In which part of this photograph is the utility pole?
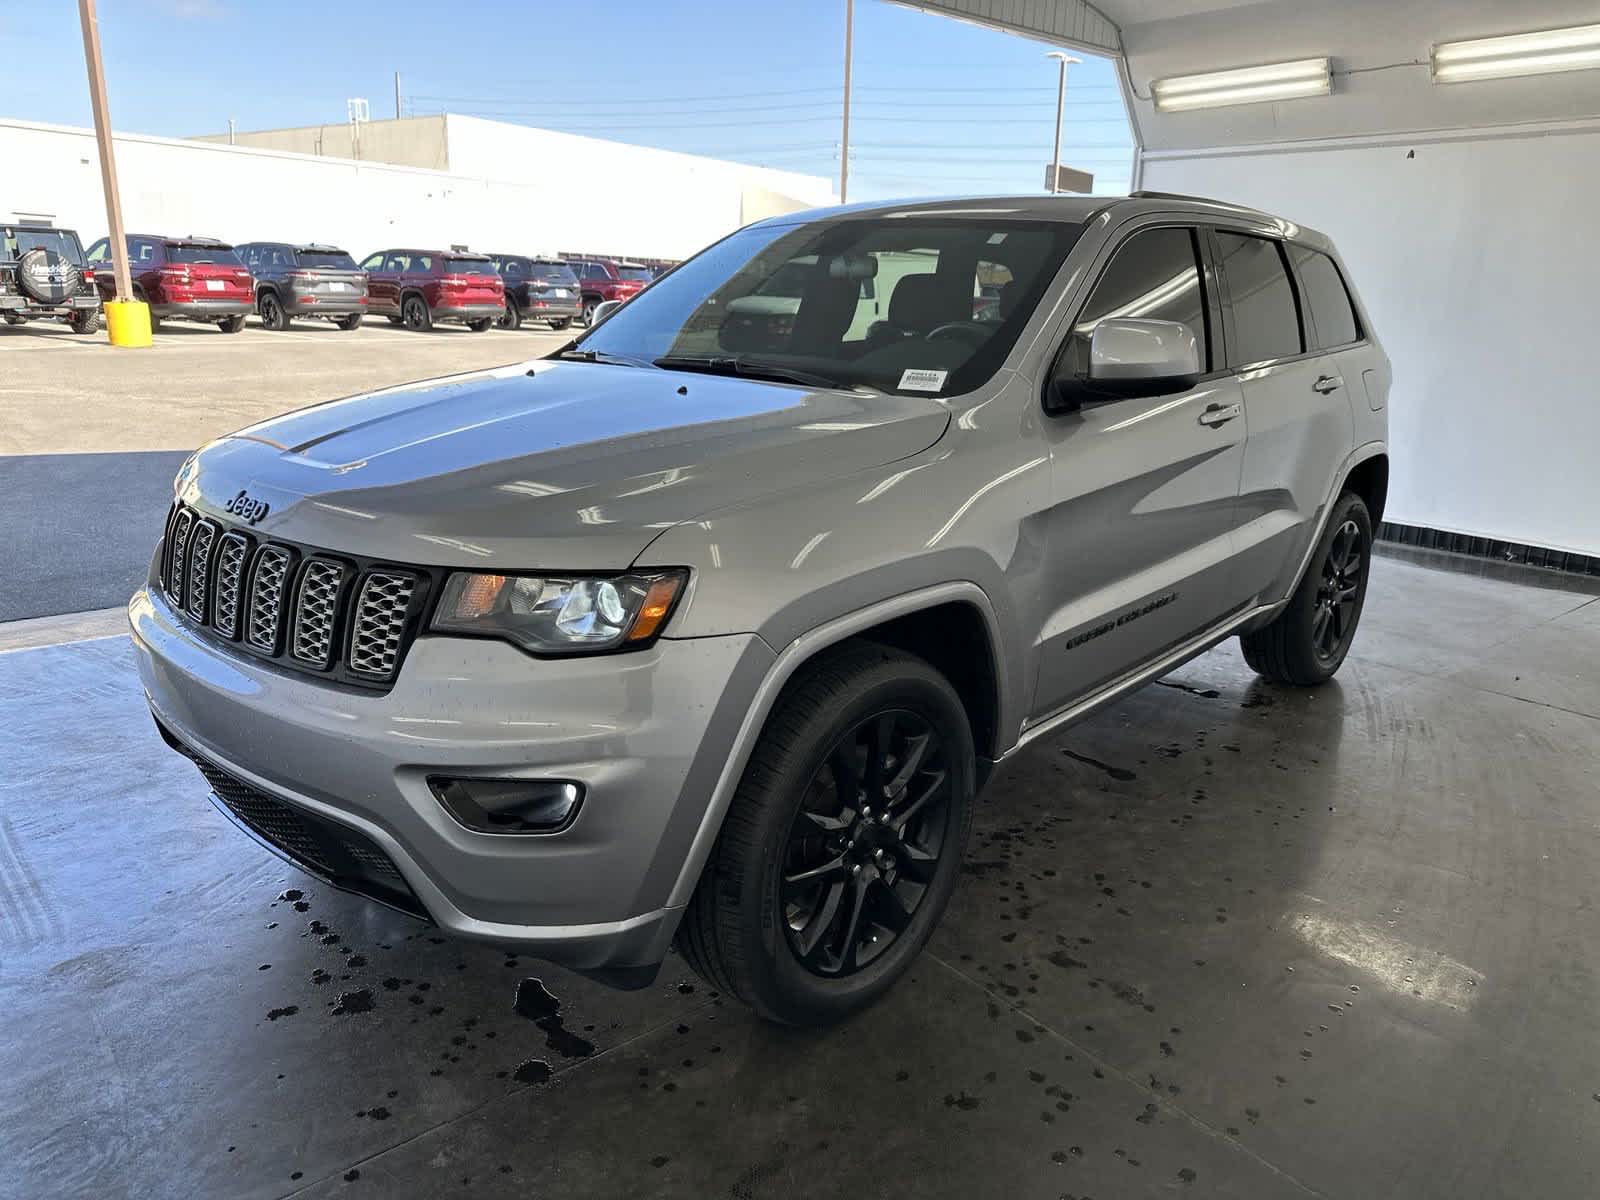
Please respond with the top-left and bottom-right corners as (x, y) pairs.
(1046, 51), (1081, 194)
(840, 0), (853, 204)
(76, 0), (147, 343)
(394, 71), (402, 121)
(228, 117), (235, 145)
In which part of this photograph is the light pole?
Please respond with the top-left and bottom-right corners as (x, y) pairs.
(840, 0), (854, 204)
(1046, 50), (1081, 194)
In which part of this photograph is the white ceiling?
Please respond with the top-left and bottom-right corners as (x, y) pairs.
(904, 0), (1600, 150)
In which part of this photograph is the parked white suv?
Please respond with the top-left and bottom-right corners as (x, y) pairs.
(132, 192), (1389, 1024)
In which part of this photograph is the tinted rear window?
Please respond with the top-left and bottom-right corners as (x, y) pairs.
(445, 257), (497, 275)
(529, 262), (577, 284)
(3, 228), (85, 265)
(296, 250), (357, 270)
(618, 266), (652, 282)
(1288, 245), (1360, 349)
(167, 243), (243, 266)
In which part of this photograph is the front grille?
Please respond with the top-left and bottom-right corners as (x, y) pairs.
(160, 502), (432, 690)
(161, 725), (425, 918)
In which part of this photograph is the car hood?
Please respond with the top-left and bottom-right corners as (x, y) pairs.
(178, 360), (950, 569)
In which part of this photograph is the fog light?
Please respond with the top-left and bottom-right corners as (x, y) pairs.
(429, 777), (583, 834)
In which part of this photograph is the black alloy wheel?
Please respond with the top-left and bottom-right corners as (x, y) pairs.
(781, 709), (952, 978)
(259, 291), (289, 330)
(581, 298), (597, 325)
(496, 300), (522, 330)
(1314, 519), (1365, 662)
(402, 295), (431, 331)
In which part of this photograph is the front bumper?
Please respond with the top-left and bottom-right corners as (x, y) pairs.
(150, 298), (254, 319)
(129, 585), (773, 978)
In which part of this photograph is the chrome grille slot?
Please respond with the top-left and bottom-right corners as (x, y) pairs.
(185, 520), (218, 623)
(246, 545), (293, 653)
(291, 559), (345, 666)
(348, 572), (417, 679)
(166, 509), (195, 605)
(213, 532), (250, 639)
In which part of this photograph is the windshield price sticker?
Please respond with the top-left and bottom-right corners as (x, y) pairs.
(898, 368), (949, 392)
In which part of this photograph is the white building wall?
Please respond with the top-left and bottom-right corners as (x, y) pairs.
(1143, 119), (1600, 557)
(1, 116), (834, 264)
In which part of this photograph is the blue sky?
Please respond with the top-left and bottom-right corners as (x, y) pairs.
(1, 0), (1135, 199)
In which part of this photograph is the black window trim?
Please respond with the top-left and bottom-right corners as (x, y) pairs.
(1283, 240), (1366, 353)
(1040, 219), (1227, 413)
(1208, 225), (1308, 372)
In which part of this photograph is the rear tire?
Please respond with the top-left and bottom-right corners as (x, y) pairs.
(677, 643), (975, 1025)
(496, 301), (522, 331)
(1240, 492), (1372, 686)
(385, 315), (403, 326)
(548, 318), (570, 331)
(70, 308), (99, 334)
(335, 314), (363, 331)
(581, 298), (598, 326)
(218, 315), (246, 333)
(467, 317), (493, 333)
(402, 294), (432, 331)
(258, 290), (290, 331)
(3, 314), (28, 326)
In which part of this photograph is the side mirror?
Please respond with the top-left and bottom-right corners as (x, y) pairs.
(1047, 318), (1202, 413)
(591, 298), (623, 324)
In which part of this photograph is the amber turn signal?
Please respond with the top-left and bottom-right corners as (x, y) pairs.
(625, 575), (685, 642)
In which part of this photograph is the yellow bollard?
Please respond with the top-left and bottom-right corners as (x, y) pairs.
(103, 299), (152, 347)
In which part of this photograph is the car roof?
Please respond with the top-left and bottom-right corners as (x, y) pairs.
(742, 192), (1331, 246)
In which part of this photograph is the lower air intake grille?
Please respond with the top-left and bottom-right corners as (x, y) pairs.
(163, 725), (426, 919)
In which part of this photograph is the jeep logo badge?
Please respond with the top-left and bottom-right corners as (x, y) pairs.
(225, 489), (270, 525)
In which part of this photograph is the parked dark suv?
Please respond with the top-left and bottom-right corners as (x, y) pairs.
(235, 242), (368, 331)
(358, 249), (504, 332)
(87, 235), (254, 332)
(1, 223), (101, 333)
(488, 254), (580, 330)
(569, 257), (651, 325)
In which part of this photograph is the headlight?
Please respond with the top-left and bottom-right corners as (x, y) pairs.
(431, 569), (687, 655)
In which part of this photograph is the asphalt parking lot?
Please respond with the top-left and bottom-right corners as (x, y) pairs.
(0, 317), (570, 621)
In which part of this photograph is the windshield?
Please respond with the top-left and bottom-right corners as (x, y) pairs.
(446, 256), (498, 276)
(575, 216), (1083, 396)
(618, 266), (653, 282)
(167, 243), (243, 266)
(3, 228), (85, 265)
(529, 262), (577, 285)
(296, 249), (357, 269)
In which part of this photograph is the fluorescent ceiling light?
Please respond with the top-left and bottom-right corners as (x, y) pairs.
(1432, 22), (1600, 83)
(1152, 58), (1331, 112)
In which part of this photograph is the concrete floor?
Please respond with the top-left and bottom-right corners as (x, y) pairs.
(4, 547), (1599, 1199)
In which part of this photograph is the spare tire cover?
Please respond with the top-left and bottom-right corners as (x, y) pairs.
(17, 248), (77, 304)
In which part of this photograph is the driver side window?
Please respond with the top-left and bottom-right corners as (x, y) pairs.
(1065, 227), (1210, 379)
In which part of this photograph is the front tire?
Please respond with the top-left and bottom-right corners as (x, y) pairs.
(467, 317), (493, 333)
(1240, 491), (1372, 685)
(677, 643), (975, 1025)
(548, 318), (570, 331)
(335, 314), (363, 331)
(581, 298), (598, 326)
(496, 301), (522, 330)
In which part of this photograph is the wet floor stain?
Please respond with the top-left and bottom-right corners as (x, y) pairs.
(1154, 680), (1222, 699)
(331, 988), (375, 1016)
(266, 1005), (298, 1021)
(1059, 748), (1138, 782)
(512, 977), (595, 1058)
(513, 1058), (553, 1085)
(512, 978), (560, 1021)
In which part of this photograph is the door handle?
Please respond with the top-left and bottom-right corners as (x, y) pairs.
(1197, 402), (1242, 427)
(1312, 375), (1343, 394)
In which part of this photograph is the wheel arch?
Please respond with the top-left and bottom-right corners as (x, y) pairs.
(662, 582), (1011, 912)
(1341, 451), (1388, 528)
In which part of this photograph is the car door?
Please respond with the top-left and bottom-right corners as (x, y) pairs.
(1212, 228), (1354, 606)
(361, 252), (393, 313)
(1031, 222), (1249, 720)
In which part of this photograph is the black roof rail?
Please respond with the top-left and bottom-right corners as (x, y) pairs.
(1128, 190), (1225, 203)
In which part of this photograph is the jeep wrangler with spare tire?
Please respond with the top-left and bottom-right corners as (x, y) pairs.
(132, 193), (1389, 1025)
(1, 222), (101, 333)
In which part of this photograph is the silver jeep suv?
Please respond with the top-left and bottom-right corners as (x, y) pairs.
(132, 193), (1389, 1024)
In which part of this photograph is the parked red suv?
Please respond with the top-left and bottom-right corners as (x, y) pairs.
(358, 249), (504, 332)
(86, 234), (254, 332)
(570, 257), (651, 325)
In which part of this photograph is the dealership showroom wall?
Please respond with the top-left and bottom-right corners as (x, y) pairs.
(6, 1), (1600, 1198)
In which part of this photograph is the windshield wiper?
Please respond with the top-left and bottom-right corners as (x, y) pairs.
(653, 355), (866, 392)
(554, 347), (653, 368)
